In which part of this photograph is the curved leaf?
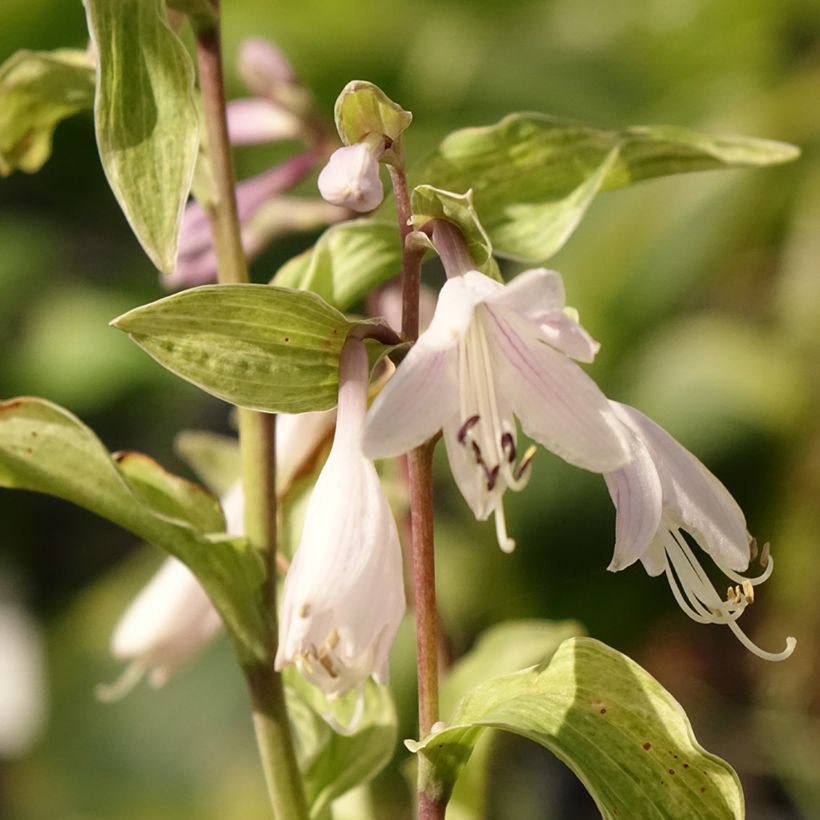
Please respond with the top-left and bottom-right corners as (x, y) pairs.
(409, 637), (744, 819)
(84, 0), (199, 272)
(414, 113), (799, 262)
(112, 284), (352, 413)
(0, 397), (265, 663)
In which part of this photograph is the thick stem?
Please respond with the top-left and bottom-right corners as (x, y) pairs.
(388, 163), (446, 820)
(195, 12), (308, 819)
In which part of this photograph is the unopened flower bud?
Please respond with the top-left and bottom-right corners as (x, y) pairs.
(226, 98), (303, 145)
(237, 38), (296, 95)
(317, 142), (384, 213)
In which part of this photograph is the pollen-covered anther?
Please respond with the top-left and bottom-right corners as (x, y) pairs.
(514, 445), (537, 481)
(742, 579), (754, 604)
(501, 431), (516, 463)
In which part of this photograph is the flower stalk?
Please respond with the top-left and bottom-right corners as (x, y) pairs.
(388, 162), (446, 820)
(195, 8), (308, 819)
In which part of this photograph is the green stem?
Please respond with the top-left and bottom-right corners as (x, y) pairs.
(388, 162), (446, 820)
(195, 9), (308, 819)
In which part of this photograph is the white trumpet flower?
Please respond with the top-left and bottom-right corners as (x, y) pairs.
(364, 268), (630, 551)
(318, 141), (384, 213)
(276, 337), (405, 699)
(604, 401), (796, 661)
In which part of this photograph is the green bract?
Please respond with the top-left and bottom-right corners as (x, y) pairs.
(285, 671), (397, 818)
(0, 48), (95, 175)
(334, 81), (412, 165)
(112, 284), (388, 413)
(273, 221), (402, 311)
(410, 185), (500, 280)
(414, 113), (800, 262)
(84, 0), (199, 273)
(410, 637), (744, 818)
(0, 398), (266, 662)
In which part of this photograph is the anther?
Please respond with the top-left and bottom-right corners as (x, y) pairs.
(457, 415), (480, 443)
(299, 602), (311, 618)
(759, 541), (771, 568)
(486, 464), (500, 491)
(742, 580), (754, 604)
(514, 445), (537, 480)
(500, 432), (516, 463)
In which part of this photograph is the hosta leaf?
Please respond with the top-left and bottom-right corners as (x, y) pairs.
(284, 670), (397, 818)
(84, 0), (199, 272)
(272, 220), (401, 311)
(0, 397), (265, 662)
(0, 48), (95, 176)
(112, 284), (393, 412)
(414, 113), (799, 262)
(441, 620), (585, 820)
(409, 637), (744, 819)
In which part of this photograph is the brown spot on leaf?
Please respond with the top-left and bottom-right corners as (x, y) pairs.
(700, 787), (706, 793)
(600, 708), (607, 714)
(642, 742), (652, 751)
(284, 337), (290, 342)
(668, 769), (675, 776)
(683, 763), (689, 769)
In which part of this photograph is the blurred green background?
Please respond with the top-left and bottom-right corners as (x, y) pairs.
(1, 0), (819, 817)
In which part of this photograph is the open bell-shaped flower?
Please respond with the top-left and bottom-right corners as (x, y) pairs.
(604, 401), (796, 661)
(363, 267), (631, 552)
(276, 337), (405, 699)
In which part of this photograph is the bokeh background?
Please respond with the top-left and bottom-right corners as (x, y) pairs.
(1, 0), (819, 817)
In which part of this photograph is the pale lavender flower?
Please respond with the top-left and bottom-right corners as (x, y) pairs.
(237, 38), (297, 96)
(364, 268), (630, 552)
(604, 401), (796, 661)
(318, 142), (384, 213)
(226, 97), (302, 145)
(276, 338), (405, 699)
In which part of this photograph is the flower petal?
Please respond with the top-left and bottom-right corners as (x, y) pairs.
(226, 98), (302, 145)
(442, 412), (497, 520)
(484, 305), (630, 472)
(603, 426), (663, 572)
(363, 345), (460, 459)
(613, 403), (750, 572)
(485, 267), (565, 317)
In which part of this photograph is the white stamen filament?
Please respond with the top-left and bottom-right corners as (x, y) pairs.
(455, 311), (535, 551)
(659, 523), (795, 661)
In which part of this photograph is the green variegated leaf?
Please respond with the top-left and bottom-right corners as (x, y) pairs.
(273, 220), (401, 311)
(441, 620), (584, 820)
(84, 0), (199, 272)
(112, 284), (394, 412)
(334, 81), (412, 164)
(414, 113), (799, 262)
(410, 637), (744, 819)
(0, 397), (265, 662)
(0, 48), (95, 176)
(284, 670), (397, 818)
(410, 186), (500, 280)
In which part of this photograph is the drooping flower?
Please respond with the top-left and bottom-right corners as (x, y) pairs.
(276, 337), (405, 699)
(363, 267), (631, 551)
(102, 410), (336, 698)
(318, 140), (385, 213)
(604, 401), (796, 661)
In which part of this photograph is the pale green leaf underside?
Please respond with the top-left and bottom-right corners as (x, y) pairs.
(175, 429), (241, 498)
(411, 637), (744, 819)
(284, 670), (397, 818)
(84, 0), (199, 272)
(0, 48), (95, 176)
(0, 397), (265, 662)
(411, 185), (501, 281)
(273, 220), (401, 311)
(414, 113), (799, 262)
(112, 284), (353, 413)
